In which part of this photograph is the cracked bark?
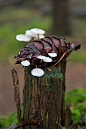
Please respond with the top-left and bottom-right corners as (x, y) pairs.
(23, 59), (66, 129)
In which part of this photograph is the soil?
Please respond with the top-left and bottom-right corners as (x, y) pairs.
(0, 62), (86, 116)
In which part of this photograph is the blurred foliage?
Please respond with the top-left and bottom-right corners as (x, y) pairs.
(0, 5), (86, 64)
(0, 88), (86, 128)
(0, 112), (18, 129)
(65, 88), (86, 123)
(0, 7), (52, 63)
(68, 49), (86, 63)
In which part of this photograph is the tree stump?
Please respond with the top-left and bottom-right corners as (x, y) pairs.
(23, 59), (66, 129)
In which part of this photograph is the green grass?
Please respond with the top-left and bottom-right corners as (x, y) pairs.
(0, 112), (18, 129)
(65, 88), (86, 123)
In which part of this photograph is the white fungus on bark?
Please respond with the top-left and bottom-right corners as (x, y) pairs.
(37, 55), (47, 60)
(48, 52), (57, 57)
(21, 60), (30, 66)
(43, 57), (53, 62)
(16, 34), (31, 42)
(31, 68), (44, 77)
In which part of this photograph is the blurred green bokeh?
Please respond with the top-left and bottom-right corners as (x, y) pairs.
(0, 1), (86, 64)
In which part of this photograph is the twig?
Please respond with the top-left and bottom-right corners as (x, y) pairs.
(69, 120), (82, 129)
(5, 119), (39, 129)
(51, 52), (66, 67)
(11, 68), (21, 121)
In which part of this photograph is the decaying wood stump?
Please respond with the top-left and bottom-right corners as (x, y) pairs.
(23, 59), (66, 129)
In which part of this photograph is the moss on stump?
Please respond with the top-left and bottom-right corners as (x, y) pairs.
(23, 59), (66, 129)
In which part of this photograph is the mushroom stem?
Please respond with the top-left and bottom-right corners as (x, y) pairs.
(44, 32), (47, 35)
(38, 34), (39, 40)
(25, 41), (26, 45)
(40, 59), (43, 63)
(31, 36), (33, 41)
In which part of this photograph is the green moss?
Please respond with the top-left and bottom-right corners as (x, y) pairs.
(24, 64), (63, 92)
(24, 65), (63, 80)
(43, 66), (63, 80)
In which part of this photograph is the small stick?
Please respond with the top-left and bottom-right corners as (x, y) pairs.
(51, 52), (66, 67)
(5, 119), (39, 129)
(11, 69), (21, 122)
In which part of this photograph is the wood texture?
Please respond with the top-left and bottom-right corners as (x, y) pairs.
(23, 60), (66, 129)
(11, 69), (21, 122)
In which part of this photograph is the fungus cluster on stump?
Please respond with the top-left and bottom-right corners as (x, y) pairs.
(14, 28), (81, 129)
(14, 28), (81, 77)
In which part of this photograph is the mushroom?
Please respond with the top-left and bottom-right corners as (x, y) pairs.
(34, 34), (45, 39)
(37, 55), (47, 60)
(31, 28), (45, 40)
(16, 34), (31, 42)
(31, 68), (44, 77)
(25, 30), (37, 38)
(31, 28), (45, 35)
(48, 52), (57, 58)
(43, 57), (53, 62)
(21, 60), (30, 66)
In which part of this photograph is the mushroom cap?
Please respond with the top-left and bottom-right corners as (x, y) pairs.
(37, 55), (47, 60)
(16, 34), (31, 42)
(31, 28), (45, 35)
(25, 30), (37, 37)
(43, 57), (53, 62)
(48, 52), (57, 57)
(21, 60), (30, 66)
(34, 34), (45, 39)
(31, 68), (44, 77)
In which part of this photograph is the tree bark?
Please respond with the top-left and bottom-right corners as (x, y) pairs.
(52, 0), (70, 36)
(23, 59), (66, 129)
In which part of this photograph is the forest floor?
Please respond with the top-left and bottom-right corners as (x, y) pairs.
(0, 62), (86, 115)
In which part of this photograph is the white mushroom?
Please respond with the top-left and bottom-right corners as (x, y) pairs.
(16, 34), (31, 42)
(34, 34), (45, 39)
(43, 57), (53, 62)
(31, 68), (44, 77)
(21, 60), (30, 66)
(37, 55), (47, 60)
(25, 30), (37, 37)
(31, 28), (45, 35)
(18, 52), (20, 55)
(48, 52), (57, 57)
